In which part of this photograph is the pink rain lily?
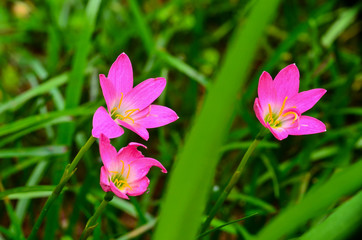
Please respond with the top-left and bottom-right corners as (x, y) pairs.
(99, 134), (167, 199)
(92, 53), (178, 140)
(254, 64), (327, 140)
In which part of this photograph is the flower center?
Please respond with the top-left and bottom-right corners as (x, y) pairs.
(109, 92), (140, 123)
(109, 160), (132, 190)
(265, 96), (298, 128)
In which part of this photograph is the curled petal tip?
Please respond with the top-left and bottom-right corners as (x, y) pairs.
(129, 142), (147, 149)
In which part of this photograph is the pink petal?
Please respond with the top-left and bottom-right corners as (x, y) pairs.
(110, 180), (129, 200)
(134, 105), (179, 128)
(258, 71), (277, 108)
(127, 177), (150, 196)
(117, 142), (146, 164)
(118, 120), (149, 141)
(100, 74), (117, 112)
(286, 116), (326, 136)
(274, 64), (300, 102)
(107, 53), (134, 97)
(128, 157), (167, 182)
(286, 89), (327, 114)
(100, 166), (111, 192)
(267, 124), (289, 141)
(254, 98), (268, 128)
(92, 106), (124, 139)
(122, 78), (166, 112)
(99, 134), (118, 170)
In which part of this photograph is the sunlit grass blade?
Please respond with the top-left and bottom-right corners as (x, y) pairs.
(153, 0), (281, 239)
(0, 185), (57, 200)
(321, 6), (360, 47)
(156, 50), (210, 87)
(0, 73), (68, 114)
(0, 106), (95, 138)
(299, 191), (362, 240)
(254, 160), (362, 240)
(0, 145), (67, 158)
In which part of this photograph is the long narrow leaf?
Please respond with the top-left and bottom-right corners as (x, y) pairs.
(254, 160), (362, 240)
(153, 0), (281, 239)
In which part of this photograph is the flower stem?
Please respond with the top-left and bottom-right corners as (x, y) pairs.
(200, 129), (267, 233)
(80, 191), (114, 240)
(28, 136), (96, 240)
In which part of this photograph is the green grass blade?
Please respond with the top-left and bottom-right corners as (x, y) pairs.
(153, 0), (281, 239)
(0, 145), (67, 158)
(321, 6), (360, 47)
(0, 73), (68, 114)
(127, 0), (155, 54)
(198, 212), (258, 239)
(0, 186), (57, 200)
(254, 160), (362, 240)
(299, 191), (362, 240)
(156, 50), (210, 87)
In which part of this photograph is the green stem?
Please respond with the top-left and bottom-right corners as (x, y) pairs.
(28, 136), (95, 240)
(80, 191), (114, 240)
(200, 129), (267, 233)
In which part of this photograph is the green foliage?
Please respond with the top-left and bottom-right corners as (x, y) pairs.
(0, 0), (361, 239)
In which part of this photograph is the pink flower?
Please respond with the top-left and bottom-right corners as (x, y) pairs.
(99, 135), (167, 199)
(254, 64), (327, 140)
(92, 53), (178, 140)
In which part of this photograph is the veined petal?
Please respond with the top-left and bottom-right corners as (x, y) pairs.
(286, 116), (326, 135)
(127, 177), (150, 196)
(134, 105), (179, 128)
(99, 74), (117, 112)
(258, 71), (277, 108)
(100, 166), (111, 192)
(286, 88), (327, 113)
(117, 142), (146, 164)
(110, 180), (129, 200)
(122, 78), (166, 111)
(254, 98), (268, 128)
(108, 53), (133, 97)
(274, 64), (299, 102)
(92, 106), (124, 139)
(128, 157), (167, 183)
(118, 120), (149, 141)
(99, 134), (118, 170)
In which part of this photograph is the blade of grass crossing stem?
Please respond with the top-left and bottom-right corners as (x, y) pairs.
(198, 213), (259, 239)
(45, 0), (101, 238)
(299, 191), (362, 240)
(153, 0), (281, 239)
(253, 160), (362, 240)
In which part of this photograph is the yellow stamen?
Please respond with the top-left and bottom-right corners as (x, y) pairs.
(118, 92), (124, 109)
(115, 108), (140, 123)
(109, 171), (119, 174)
(125, 108), (139, 114)
(113, 179), (123, 188)
(268, 104), (274, 124)
(278, 96), (288, 117)
(120, 160), (125, 175)
(282, 111), (298, 122)
(126, 164), (131, 179)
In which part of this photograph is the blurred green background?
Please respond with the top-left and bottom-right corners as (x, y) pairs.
(0, 0), (361, 239)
